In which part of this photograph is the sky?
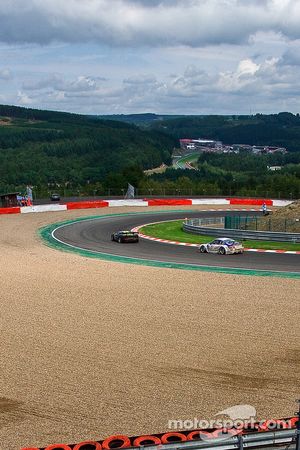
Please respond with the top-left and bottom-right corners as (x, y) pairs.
(1, 0), (300, 115)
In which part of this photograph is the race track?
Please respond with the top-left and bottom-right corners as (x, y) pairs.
(52, 210), (300, 274)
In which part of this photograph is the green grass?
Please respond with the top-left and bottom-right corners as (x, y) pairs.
(140, 220), (300, 251)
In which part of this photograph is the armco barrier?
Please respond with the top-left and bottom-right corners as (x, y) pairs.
(183, 219), (300, 242)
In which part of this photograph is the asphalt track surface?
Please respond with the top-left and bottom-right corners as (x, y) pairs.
(53, 210), (300, 273)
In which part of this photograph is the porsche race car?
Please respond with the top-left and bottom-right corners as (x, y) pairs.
(199, 238), (244, 255)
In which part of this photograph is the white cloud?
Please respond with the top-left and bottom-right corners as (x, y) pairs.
(1, 1), (300, 114)
(0, 0), (300, 47)
(13, 52), (300, 114)
(23, 73), (105, 92)
(17, 91), (33, 105)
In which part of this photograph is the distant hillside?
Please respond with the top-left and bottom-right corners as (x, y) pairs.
(96, 113), (186, 127)
(1, 106), (299, 198)
(0, 104), (176, 194)
(150, 112), (300, 152)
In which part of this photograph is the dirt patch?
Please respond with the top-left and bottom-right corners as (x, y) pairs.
(256, 200), (300, 232)
(273, 200), (300, 219)
(0, 117), (12, 126)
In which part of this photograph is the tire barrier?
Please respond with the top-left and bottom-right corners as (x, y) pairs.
(133, 435), (162, 446)
(21, 415), (298, 449)
(290, 417), (299, 427)
(44, 445), (72, 450)
(161, 432), (187, 444)
(73, 441), (102, 449)
(102, 435), (131, 449)
(21, 448), (40, 450)
(187, 429), (241, 441)
(259, 418), (295, 431)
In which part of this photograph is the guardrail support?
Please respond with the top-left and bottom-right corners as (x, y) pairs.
(238, 434), (243, 450)
(296, 400), (300, 450)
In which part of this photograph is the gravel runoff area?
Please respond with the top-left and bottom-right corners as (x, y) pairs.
(0, 205), (299, 450)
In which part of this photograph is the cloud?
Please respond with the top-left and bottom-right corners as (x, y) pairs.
(281, 43), (300, 66)
(1, 1), (300, 47)
(0, 68), (13, 80)
(218, 59), (260, 92)
(23, 73), (106, 92)
(17, 91), (33, 105)
(15, 50), (300, 115)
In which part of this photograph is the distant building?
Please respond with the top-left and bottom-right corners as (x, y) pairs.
(179, 139), (287, 155)
(179, 138), (222, 152)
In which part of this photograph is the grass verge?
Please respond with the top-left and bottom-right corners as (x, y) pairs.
(140, 220), (300, 251)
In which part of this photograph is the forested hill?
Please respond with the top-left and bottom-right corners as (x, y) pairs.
(0, 104), (176, 192)
(150, 112), (300, 152)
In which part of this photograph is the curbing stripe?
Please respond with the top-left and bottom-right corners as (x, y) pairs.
(38, 211), (300, 279)
(132, 226), (300, 255)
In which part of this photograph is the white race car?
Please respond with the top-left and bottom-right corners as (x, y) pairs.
(199, 238), (244, 255)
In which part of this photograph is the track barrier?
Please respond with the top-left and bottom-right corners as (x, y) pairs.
(0, 198), (293, 215)
(186, 429), (240, 440)
(44, 445), (72, 450)
(132, 435), (162, 446)
(259, 419), (295, 431)
(0, 206), (20, 214)
(21, 416), (298, 450)
(160, 432), (187, 444)
(102, 435), (131, 449)
(73, 441), (102, 449)
(147, 199), (193, 206)
(66, 201), (109, 210)
(228, 198), (273, 206)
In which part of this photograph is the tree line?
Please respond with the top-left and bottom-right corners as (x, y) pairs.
(0, 105), (299, 199)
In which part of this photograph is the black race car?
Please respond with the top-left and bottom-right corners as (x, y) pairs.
(111, 230), (139, 243)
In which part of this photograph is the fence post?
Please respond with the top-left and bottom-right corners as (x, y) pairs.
(238, 434), (243, 450)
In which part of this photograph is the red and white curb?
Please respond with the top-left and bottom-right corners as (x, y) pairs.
(131, 215), (300, 255)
